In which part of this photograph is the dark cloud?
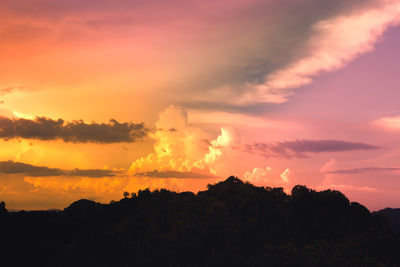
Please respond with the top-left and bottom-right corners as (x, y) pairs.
(67, 168), (118, 178)
(246, 139), (379, 158)
(0, 116), (148, 143)
(277, 139), (378, 153)
(181, 101), (279, 115)
(157, 127), (178, 132)
(0, 161), (119, 177)
(325, 167), (400, 175)
(135, 169), (216, 179)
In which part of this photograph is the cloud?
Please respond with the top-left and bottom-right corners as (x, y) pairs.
(251, 0), (400, 103)
(246, 139), (378, 158)
(67, 169), (119, 178)
(0, 85), (31, 96)
(135, 169), (216, 179)
(202, 128), (233, 165)
(318, 159), (380, 194)
(0, 116), (148, 143)
(129, 105), (209, 174)
(128, 105), (234, 177)
(2, 0), (400, 107)
(243, 166), (295, 192)
(0, 106), (232, 210)
(317, 184), (379, 192)
(320, 158), (338, 173)
(375, 115), (400, 129)
(177, 0), (400, 106)
(324, 167), (400, 174)
(0, 160), (118, 177)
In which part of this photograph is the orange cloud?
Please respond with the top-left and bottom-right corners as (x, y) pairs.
(129, 105), (233, 176)
(2, 0), (399, 111)
(243, 166), (296, 192)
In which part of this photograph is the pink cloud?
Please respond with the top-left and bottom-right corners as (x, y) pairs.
(251, 0), (400, 104)
(2, 0), (400, 107)
(317, 184), (379, 193)
(245, 140), (378, 158)
(375, 115), (400, 129)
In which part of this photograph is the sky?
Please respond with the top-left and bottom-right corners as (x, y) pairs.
(1, 0), (400, 210)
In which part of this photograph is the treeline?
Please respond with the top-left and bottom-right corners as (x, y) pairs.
(1, 176), (399, 266)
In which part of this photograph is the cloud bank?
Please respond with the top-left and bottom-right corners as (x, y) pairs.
(135, 169), (216, 179)
(0, 116), (148, 143)
(246, 139), (378, 158)
(0, 160), (118, 177)
(325, 167), (400, 174)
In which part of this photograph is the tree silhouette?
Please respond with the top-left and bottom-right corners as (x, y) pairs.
(0, 177), (399, 267)
(0, 201), (6, 214)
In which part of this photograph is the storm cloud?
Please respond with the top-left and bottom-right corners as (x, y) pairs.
(0, 160), (119, 177)
(246, 139), (379, 158)
(0, 116), (148, 143)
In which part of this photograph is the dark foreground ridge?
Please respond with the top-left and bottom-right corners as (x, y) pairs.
(1, 176), (400, 266)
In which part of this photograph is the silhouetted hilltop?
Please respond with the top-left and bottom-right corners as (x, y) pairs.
(1, 176), (399, 266)
(375, 208), (400, 234)
(0, 201), (6, 214)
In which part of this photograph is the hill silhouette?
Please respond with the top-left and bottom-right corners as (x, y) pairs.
(1, 176), (400, 266)
(375, 208), (400, 234)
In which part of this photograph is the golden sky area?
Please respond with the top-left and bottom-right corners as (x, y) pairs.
(2, 0), (400, 210)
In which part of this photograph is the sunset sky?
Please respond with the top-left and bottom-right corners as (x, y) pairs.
(1, 0), (400, 210)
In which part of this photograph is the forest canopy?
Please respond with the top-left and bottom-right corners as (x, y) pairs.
(1, 176), (399, 266)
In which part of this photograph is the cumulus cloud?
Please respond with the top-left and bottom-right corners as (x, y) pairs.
(129, 106), (209, 173)
(0, 160), (118, 177)
(243, 166), (295, 192)
(0, 116), (148, 143)
(203, 128), (233, 165)
(246, 139), (378, 158)
(129, 105), (233, 177)
(0, 106), (233, 210)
